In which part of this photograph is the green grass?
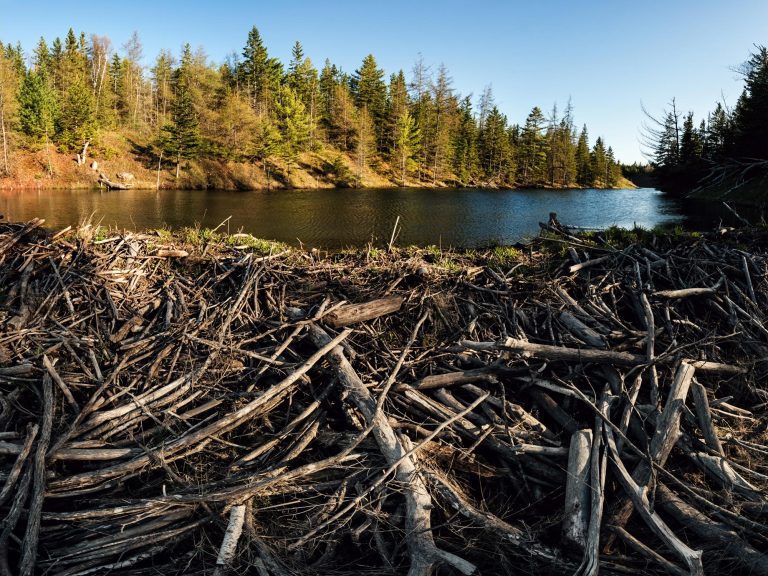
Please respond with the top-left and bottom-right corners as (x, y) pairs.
(225, 233), (288, 255)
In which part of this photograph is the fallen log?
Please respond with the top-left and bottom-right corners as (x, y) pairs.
(324, 296), (404, 327)
(460, 338), (747, 376)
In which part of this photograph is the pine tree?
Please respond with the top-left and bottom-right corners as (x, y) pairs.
(161, 44), (200, 178)
(591, 137), (607, 187)
(392, 109), (420, 185)
(517, 106), (547, 186)
(286, 41), (318, 148)
(57, 29), (96, 153)
(731, 46), (768, 159)
(275, 84), (310, 175)
(479, 107), (513, 184)
(575, 125), (591, 186)
(350, 54), (387, 152)
(239, 26), (282, 117)
(428, 64), (456, 184)
(452, 96), (479, 186)
(327, 82), (357, 151)
(152, 50), (174, 129)
(18, 69), (58, 175)
(679, 111), (703, 165)
(386, 70), (408, 155)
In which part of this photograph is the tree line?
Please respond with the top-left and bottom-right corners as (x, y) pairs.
(645, 45), (768, 194)
(0, 27), (624, 188)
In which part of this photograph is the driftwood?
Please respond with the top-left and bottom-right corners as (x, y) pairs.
(97, 172), (132, 190)
(0, 219), (765, 575)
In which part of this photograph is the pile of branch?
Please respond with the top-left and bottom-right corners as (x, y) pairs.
(0, 219), (767, 575)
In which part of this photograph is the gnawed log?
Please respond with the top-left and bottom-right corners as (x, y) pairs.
(460, 338), (746, 376)
(563, 428), (592, 548)
(324, 296), (404, 327)
(657, 483), (768, 576)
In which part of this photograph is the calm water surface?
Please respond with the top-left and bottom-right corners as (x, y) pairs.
(0, 187), (726, 248)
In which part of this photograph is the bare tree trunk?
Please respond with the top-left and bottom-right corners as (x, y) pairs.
(77, 140), (90, 166)
(175, 152), (180, 179)
(0, 107), (8, 176)
(45, 133), (52, 177)
(156, 150), (163, 190)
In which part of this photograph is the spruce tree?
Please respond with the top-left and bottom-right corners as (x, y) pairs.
(731, 46), (768, 159)
(239, 26), (282, 117)
(350, 54), (387, 152)
(590, 137), (607, 187)
(575, 125), (591, 186)
(517, 106), (547, 186)
(392, 109), (420, 185)
(161, 44), (200, 178)
(18, 69), (58, 175)
(275, 84), (310, 174)
(452, 96), (479, 186)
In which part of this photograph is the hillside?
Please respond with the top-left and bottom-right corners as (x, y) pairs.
(0, 130), (636, 191)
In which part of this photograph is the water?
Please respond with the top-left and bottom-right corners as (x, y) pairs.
(0, 187), (729, 248)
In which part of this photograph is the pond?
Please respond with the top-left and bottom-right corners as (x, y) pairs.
(0, 187), (733, 248)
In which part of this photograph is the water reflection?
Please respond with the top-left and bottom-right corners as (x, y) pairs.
(0, 187), (730, 248)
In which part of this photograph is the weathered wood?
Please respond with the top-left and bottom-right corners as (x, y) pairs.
(563, 428), (592, 548)
(559, 311), (607, 348)
(308, 324), (476, 576)
(690, 381), (724, 456)
(605, 362), (696, 540)
(657, 483), (768, 576)
(653, 287), (717, 299)
(460, 338), (746, 376)
(604, 425), (704, 576)
(213, 504), (246, 576)
(19, 374), (53, 576)
(155, 249), (189, 258)
(324, 296), (404, 327)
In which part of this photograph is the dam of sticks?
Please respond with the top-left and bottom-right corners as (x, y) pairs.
(0, 218), (767, 575)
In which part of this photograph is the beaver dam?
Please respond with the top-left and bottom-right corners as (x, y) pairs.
(0, 218), (767, 576)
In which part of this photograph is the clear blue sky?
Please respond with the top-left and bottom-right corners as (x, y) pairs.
(1, 0), (765, 163)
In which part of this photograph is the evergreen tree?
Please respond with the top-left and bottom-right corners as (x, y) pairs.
(318, 59), (339, 134)
(590, 137), (607, 186)
(679, 111), (703, 165)
(239, 26), (282, 117)
(18, 69), (58, 175)
(160, 44), (200, 178)
(517, 106), (548, 186)
(275, 84), (310, 173)
(704, 102), (729, 160)
(428, 64), (456, 183)
(479, 106), (513, 184)
(152, 50), (174, 129)
(57, 28), (96, 152)
(286, 41), (318, 148)
(575, 125), (591, 186)
(327, 82), (357, 151)
(392, 109), (420, 185)
(452, 95), (479, 185)
(350, 54), (387, 152)
(730, 46), (768, 159)
(386, 70), (408, 155)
